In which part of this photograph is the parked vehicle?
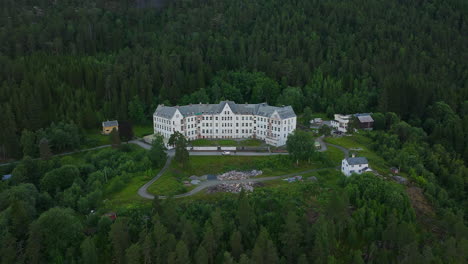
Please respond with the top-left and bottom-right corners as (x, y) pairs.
(222, 151), (231, 155)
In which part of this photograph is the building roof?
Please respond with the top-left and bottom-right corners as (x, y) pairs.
(346, 157), (369, 165)
(102, 120), (118, 127)
(356, 114), (374, 123)
(2, 174), (12, 181)
(154, 101), (296, 119)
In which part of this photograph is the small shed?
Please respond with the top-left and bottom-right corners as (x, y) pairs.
(102, 120), (119, 135)
(314, 141), (321, 150)
(103, 212), (117, 221)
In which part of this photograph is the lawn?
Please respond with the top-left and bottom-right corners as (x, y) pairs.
(189, 139), (264, 147)
(324, 146), (345, 164)
(148, 155), (328, 196)
(104, 171), (153, 209)
(134, 125), (154, 138)
(324, 134), (390, 174)
(82, 129), (110, 148)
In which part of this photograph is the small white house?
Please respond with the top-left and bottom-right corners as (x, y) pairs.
(341, 156), (371, 176)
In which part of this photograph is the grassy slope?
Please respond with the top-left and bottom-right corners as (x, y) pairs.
(324, 133), (389, 174)
(134, 125), (154, 138)
(147, 155), (326, 196)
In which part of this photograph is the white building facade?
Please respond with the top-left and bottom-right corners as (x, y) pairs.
(331, 114), (352, 133)
(331, 113), (373, 133)
(153, 101), (297, 146)
(341, 156), (371, 176)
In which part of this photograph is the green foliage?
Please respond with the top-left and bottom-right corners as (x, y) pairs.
(169, 132), (189, 167)
(149, 135), (167, 168)
(26, 207), (83, 263)
(128, 96), (147, 125)
(37, 122), (81, 152)
(110, 128), (121, 148)
(318, 125), (332, 136)
(286, 130), (316, 164)
(20, 130), (37, 157)
(40, 165), (80, 195)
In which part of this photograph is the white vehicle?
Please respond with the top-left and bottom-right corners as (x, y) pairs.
(221, 151), (231, 155)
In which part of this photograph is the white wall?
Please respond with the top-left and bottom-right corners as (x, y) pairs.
(154, 108), (297, 147)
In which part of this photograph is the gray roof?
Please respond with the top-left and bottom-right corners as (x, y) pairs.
(356, 115), (374, 123)
(154, 101), (296, 119)
(346, 157), (369, 165)
(102, 120), (118, 127)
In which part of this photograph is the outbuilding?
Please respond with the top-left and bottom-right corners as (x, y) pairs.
(102, 120), (119, 135)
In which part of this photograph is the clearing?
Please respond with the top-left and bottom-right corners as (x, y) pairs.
(147, 155), (327, 196)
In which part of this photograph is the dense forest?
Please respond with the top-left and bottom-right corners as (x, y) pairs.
(0, 145), (466, 263)
(1, 0), (467, 159)
(0, 0), (467, 263)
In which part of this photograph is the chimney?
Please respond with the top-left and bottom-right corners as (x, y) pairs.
(351, 153), (356, 158)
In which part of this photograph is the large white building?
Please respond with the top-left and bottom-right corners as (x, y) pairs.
(153, 101), (297, 146)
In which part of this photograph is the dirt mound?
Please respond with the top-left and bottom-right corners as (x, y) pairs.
(206, 182), (264, 194)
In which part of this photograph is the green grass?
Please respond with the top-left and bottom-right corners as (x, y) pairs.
(324, 134), (390, 174)
(324, 146), (345, 164)
(134, 125), (154, 138)
(104, 171), (153, 209)
(82, 129), (110, 148)
(189, 139), (264, 147)
(148, 155), (328, 196)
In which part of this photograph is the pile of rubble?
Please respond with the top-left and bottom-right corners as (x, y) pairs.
(217, 170), (263, 181)
(206, 182), (263, 193)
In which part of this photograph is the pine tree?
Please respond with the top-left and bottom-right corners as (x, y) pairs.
(20, 129), (37, 157)
(39, 138), (52, 160)
(281, 211), (302, 263)
(110, 219), (130, 264)
(202, 225), (216, 264)
(195, 245), (208, 264)
(175, 241), (190, 264)
(110, 128), (121, 148)
(0, 103), (20, 159)
(0, 232), (17, 264)
(126, 243), (142, 264)
(230, 230), (243, 260)
(148, 134), (167, 168)
(81, 237), (98, 264)
(168, 131), (189, 167)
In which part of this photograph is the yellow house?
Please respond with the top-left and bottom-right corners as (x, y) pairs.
(102, 120), (119, 135)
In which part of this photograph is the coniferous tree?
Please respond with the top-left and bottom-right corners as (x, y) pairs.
(230, 230), (243, 260)
(81, 237), (98, 264)
(175, 241), (190, 264)
(168, 131), (189, 167)
(148, 134), (167, 168)
(195, 245), (208, 264)
(20, 129), (37, 157)
(110, 128), (121, 148)
(110, 218), (130, 264)
(39, 138), (52, 160)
